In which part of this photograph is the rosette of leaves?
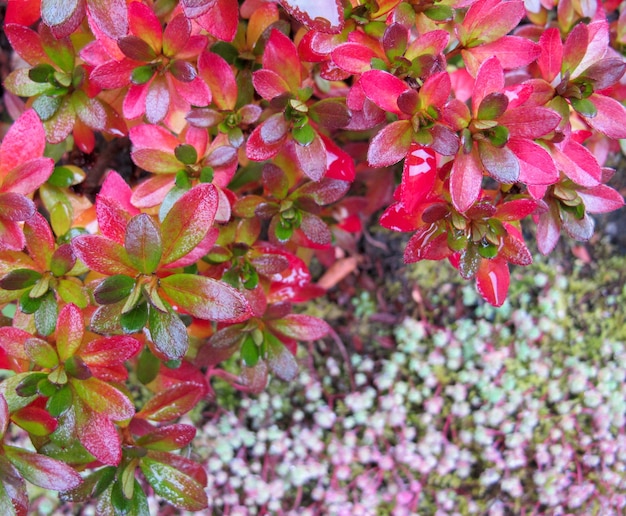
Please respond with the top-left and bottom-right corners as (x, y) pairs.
(0, 213), (88, 337)
(4, 23), (124, 153)
(234, 163), (351, 248)
(61, 419), (208, 512)
(246, 29), (351, 181)
(0, 394), (82, 516)
(72, 183), (251, 362)
(0, 303), (142, 466)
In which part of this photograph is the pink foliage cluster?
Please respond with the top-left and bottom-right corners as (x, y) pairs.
(0, 0), (624, 512)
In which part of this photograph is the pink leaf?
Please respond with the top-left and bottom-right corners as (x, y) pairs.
(23, 212), (55, 271)
(195, 0), (239, 42)
(508, 138), (559, 186)
(4, 447), (82, 490)
(130, 124), (178, 152)
(100, 171), (137, 214)
(4, 24), (50, 67)
(400, 144), (437, 213)
(86, 0), (129, 39)
(551, 140), (601, 187)
(162, 16), (194, 56)
(128, 2), (162, 53)
(379, 202), (421, 232)
(331, 43), (378, 74)
(294, 132), (327, 181)
(578, 184), (624, 213)
(131, 175), (176, 208)
(537, 28), (563, 83)
(537, 202), (561, 255)
(582, 94), (626, 140)
(263, 29), (301, 93)
(0, 158), (54, 195)
(56, 304), (84, 362)
(367, 120), (412, 168)
(0, 109), (46, 176)
(198, 52), (237, 110)
(172, 75), (211, 107)
(246, 124), (285, 161)
(419, 72), (452, 110)
(476, 259), (510, 307)
(0, 192), (35, 221)
(360, 70), (410, 114)
(450, 147), (483, 213)
(472, 57), (504, 116)
(72, 235), (137, 276)
(123, 82), (151, 120)
(75, 402), (122, 465)
(495, 198), (538, 221)
(160, 183), (218, 265)
(279, 0), (343, 33)
(463, 37), (540, 76)
(91, 59), (138, 90)
(462, 0), (525, 45)
(498, 107), (561, 139)
(131, 148), (182, 174)
(0, 219), (27, 251)
(270, 314), (330, 340)
(41, 0), (85, 39)
(252, 69), (291, 100)
(145, 75), (170, 124)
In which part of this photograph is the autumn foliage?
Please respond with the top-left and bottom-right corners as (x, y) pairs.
(0, 0), (625, 512)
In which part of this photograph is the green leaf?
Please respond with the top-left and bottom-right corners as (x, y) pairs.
(148, 307), (188, 361)
(292, 123), (315, 145)
(424, 4), (454, 21)
(131, 65), (155, 85)
(50, 244), (76, 277)
(570, 97), (597, 118)
(46, 385), (73, 417)
(24, 338), (59, 369)
(140, 457), (208, 511)
(29, 64), (56, 83)
(34, 291), (58, 337)
(240, 334), (259, 367)
(477, 92), (509, 121)
(0, 269), (42, 290)
(15, 372), (49, 398)
(174, 144), (198, 165)
(121, 302), (149, 334)
(125, 214), (163, 274)
(33, 94), (63, 121)
(57, 279), (89, 308)
(60, 466), (116, 503)
(136, 347), (160, 385)
(20, 290), (42, 314)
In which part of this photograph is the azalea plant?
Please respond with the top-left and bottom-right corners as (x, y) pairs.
(0, 0), (624, 512)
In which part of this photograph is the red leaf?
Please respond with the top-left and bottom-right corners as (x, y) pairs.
(537, 28), (563, 83)
(4, 446), (82, 490)
(137, 382), (204, 422)
(0, 109), (46, 176)
(476, 259), (510, 307)
(11, 406), (58, 436)
(269, 314), (330, 341)
(6, 0), (41, 26)
(279, 0), (344, 33)
(23, 213), (54, 272)
(195, 0), (239, 42)
(131, 175), (176, 209)
(462, 0), (525, 45)
(1, 158), (54, 196)
(508, 138), (559, 186)
(160, 184), (217, 265)
(159, 274), (252, 322)
(95, 195), (131, 244)
(75, 402), (122, 466)
(404, 226), (451, 262)
(400, 144), (437, 213)
(135, 424), (196, 451)
(463, 37), (540, 76)
(72, 235), (137, 276)
(128, 2), (162, 53)
(162, 16), (194, 58)
(379, 202), (421, 232)
(321, 134), (355, 182)
(471, 57), (504, 116)
(252, 69), (291, 100)
(498, 107), (561, 139)
(73, 376), (135, 421)
(0, 219), (27, 251)
(367, 120), (412, 168)
(495, 198), (538, 221)
(81, 335), (142, 367)
(56, 304), (84, 362)
(562, 22), (588, 74)
(198, 52), (237, 110)
(4, 24), (50, 67)
(450, 147), (483, 212)
(331, 43), (378, 74)
(91, 59), (138, 90)
(0, 193), (35, 221)
(360, 70), (410, 115)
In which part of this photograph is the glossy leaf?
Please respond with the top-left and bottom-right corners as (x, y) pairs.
(72, 236), (137, 276)
(136, 383), (203, 422)
(148, 307), (188, 361)
(476, 258), (510, 307)
(125, 214), (163, 274)
(159, 274), (251, 322)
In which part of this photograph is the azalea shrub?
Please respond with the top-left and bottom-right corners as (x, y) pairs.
(0, 0), (624, 512)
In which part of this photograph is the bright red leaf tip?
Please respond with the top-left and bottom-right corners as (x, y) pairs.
(279, 0), (344, 33)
